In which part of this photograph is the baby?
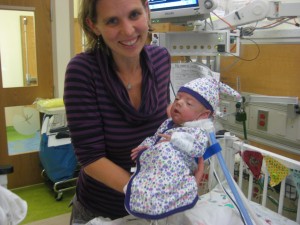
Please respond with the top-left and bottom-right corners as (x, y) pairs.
(124, 76), (241, 220)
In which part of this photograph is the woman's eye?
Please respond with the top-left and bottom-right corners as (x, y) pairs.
(130, 11), (141, 20)
(106, 18), (118, 25)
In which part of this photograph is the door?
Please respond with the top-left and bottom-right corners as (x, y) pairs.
(0, 0), (53, 188)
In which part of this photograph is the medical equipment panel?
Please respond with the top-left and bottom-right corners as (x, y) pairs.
(152, 30), (240, 56)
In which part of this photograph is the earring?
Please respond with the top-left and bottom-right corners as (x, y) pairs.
(97, 35), (101, 49)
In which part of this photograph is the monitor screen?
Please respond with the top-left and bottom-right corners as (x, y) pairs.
(149, 0), (199, 12)
(149, 0), (203, 24)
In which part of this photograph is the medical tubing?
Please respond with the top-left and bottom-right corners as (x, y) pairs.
(243, 120), (248, 140)
(208, 131), (253, 225)
(209, 158), (246, 225)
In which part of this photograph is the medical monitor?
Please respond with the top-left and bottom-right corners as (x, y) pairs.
(149, 0), (207, 25)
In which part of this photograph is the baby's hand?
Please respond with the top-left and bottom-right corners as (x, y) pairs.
(131, 145), (148, 161)
(157, 133), (171, 142)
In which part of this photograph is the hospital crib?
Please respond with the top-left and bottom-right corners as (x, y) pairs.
(201, 133), (300, 224)
(81, 132), (300, 225)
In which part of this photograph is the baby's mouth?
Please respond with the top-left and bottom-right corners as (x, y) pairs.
(174, 109), (180, 114)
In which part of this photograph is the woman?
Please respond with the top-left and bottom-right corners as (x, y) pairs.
(63, 0), (171, 223)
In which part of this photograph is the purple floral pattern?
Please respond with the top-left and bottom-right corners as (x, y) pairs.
(126, 119), (208, 218)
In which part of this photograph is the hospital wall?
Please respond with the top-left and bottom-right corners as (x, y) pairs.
(219, 43), (300, 160)
(220, 44), (300, 98)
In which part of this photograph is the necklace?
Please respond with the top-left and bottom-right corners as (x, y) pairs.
(126, 83), (132, 90)
(117, 67), (141, 91)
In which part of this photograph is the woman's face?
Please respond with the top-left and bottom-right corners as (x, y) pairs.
(88, 0), (149, 60)
(170, 92), (211, 125)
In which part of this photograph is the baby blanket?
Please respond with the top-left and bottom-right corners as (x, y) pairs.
(124, 119), (209, 219)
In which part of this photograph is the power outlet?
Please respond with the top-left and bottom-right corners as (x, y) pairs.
(257, 110), (269, 131)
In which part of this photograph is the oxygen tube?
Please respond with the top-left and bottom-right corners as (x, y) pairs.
(204, 123), (253, 225)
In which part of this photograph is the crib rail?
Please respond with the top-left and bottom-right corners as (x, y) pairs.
(222, 139), (300, 224)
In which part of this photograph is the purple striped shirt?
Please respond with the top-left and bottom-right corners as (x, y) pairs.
(63, 45), (171, 219)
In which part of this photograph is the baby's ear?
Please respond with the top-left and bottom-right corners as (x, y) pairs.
(198, 110), (211, 119)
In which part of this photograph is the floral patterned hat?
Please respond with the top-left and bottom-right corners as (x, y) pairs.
(178, 76), (241, 115)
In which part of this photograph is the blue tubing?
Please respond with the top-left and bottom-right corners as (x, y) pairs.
(209, 132), (253, 225)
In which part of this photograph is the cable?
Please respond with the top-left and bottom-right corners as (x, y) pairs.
(220, 57), (240, 73)
(208, 13), (214, 30)
(170, 81), (176, 99)
(211, 11), (235, 30)
(208, 158), (247, 225)
(206, 130), (253, 225)
(256, 17), (296, 30)
(225, 38), (260, 62)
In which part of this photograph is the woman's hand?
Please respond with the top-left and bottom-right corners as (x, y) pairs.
(194, 157), (205, 186)
(131, 145), (148, 161)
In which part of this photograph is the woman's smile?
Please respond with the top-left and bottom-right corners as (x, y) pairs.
(120, 37), (139, 46)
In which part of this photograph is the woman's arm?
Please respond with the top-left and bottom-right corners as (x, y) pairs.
(64, 55), (130, 193)
(194, 157), (204, 186)
(84, 157), (131, 193)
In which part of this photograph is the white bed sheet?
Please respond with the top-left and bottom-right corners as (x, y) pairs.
(84, 185), (298, 225)
(0, 185), (27, 225)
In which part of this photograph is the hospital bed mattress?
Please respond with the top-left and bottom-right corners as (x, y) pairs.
(84, 183), (298, 225)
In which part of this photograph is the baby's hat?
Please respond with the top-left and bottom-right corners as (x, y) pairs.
(178, 76), (241, 114)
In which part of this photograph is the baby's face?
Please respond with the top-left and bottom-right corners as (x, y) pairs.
(170, 92), (211, 125)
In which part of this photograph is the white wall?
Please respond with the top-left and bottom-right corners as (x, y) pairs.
(51, 0), (74, 98)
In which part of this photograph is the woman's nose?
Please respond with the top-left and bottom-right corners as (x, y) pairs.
(121, 20), (135, 36)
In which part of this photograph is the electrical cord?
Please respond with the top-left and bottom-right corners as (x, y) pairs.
(208, 158), (247, 225)
(225, 38), (260, 62)
(170, 80), (176, 99)
(256, 17), (297, 30)
(211, 11), (235, 30)
(220, 35), (261, 76)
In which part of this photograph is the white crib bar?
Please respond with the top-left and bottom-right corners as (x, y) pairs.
(227, 143), (234, 176)
(247, 173), (253, 200)
(297, 197), (300, 223)
(238, 157), (243, 189)
(278, 178), (286, 215)
(262, 169), (268, 207)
